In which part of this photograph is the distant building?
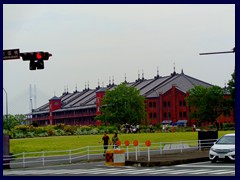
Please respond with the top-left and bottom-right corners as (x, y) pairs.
(25, 69), (234, 126)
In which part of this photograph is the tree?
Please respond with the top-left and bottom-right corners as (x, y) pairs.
(227, 70), (235, 108)
(96, 83), (146, 125)
(3, 114), (26, 130)
(185, 86), (230, 127)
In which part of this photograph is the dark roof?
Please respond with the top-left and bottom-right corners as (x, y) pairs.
(96, 87), (108, 92)
(146, 73), (213, 98)
(30, 71), (215, 115)
(49, 96), (61, 101)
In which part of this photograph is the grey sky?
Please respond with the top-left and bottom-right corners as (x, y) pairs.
(3, 4), (235, 115)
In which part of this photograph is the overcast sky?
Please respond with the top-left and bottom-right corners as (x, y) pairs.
(3, 4), (235, 115)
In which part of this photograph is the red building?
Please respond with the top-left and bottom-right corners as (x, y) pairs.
(26, 69), (234, 126)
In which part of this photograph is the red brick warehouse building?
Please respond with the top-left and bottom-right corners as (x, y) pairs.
(25, 69), (234, 126)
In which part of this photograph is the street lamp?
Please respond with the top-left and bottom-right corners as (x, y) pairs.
(3, 88), (9, 129)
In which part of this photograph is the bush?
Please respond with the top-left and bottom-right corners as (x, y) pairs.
(26, 131), (35, 138)
(89, 128), (99, 135)
(55, 129), (65, 136)
(47, 129), (55, 136)
(38, 132), (48, 137)
(13, 131), (25, 139)
(35, 127), (47, 135)
(63, 125), (75, 135)
(14, 125), (29, 133)
(54, 123), (65, 130)
(80, 126), (92, 132)
(222, 123), (235, 131)
(73, 128), (83, 135)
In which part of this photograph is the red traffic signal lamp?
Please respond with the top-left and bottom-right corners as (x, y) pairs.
(20, 51), (52, 70)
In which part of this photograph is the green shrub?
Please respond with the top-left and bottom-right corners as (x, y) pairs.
(139, 125), (148, 133)
(222, 123), (235, 131)
(35, 127), (47, 135)
(47, 129), (55, 136)
(80, 126), (91, 132)
(89, 128), (99, 135)
(81, 130), (88, 135)
(54, 123), (65, 130)
(26, 131), (35, 138)
(38, 132), (48, 137)
(13, 131), (25, 139)
(63, 125), (75, 135)
(55, 129), (65, 136)
(14, 125), (29, 133)
(73, 128), (83, 135)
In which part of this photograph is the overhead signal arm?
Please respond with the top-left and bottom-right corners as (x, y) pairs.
(199, 47), (235, 55)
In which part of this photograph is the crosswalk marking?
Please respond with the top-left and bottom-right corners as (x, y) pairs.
(164, 169), (207, 175)
(3, 167), (235, 176)
(212, 170), (235, 175)
(189, 169), (230, 175)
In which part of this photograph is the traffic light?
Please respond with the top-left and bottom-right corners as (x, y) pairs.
(20, 51), (52, 70)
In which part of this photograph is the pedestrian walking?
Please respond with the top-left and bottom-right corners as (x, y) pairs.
(111, 132), (119, 149)
(149, 123), (153, 133)
(99, 132), (110, 156)
(192, 124), (196, 132)
(136, 124), (140, 133)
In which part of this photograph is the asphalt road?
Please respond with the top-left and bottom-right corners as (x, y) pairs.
(3, 160), (235, 176)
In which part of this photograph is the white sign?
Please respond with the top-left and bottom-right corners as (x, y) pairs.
(114, 154), (125, 163)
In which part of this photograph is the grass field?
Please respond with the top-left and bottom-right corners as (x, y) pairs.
(9, 130), (234, 155)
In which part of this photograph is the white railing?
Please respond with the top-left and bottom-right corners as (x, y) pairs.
(3, 139), (216, 169)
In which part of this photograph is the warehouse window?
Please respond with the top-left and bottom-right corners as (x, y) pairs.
(153, 102), (156, 108)
(179, 112), (182, 118)
(179, 101), (182, 106)
(149, 113), (152, 118)
(149, 102), (152, 108)
(183, 112), (187, 118)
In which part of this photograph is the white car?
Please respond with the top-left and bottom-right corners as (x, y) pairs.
(209, 133), (235, 163)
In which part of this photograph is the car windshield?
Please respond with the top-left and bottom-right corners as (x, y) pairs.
(216, 136), (235, 145)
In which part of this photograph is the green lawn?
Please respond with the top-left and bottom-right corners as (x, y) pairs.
(10, 130), (234, 155)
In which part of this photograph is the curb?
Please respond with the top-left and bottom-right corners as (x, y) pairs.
(125, 157), (209, 167)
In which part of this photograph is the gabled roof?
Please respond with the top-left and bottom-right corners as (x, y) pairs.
(30, 70), (214, 114)
(49, 96), (61, 101)
(146, 72), (213, 98)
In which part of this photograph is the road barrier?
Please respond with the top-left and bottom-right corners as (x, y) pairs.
(113, 149), (125, 166)
(105, 149), (114, 166)
(3, 139), (216, 169)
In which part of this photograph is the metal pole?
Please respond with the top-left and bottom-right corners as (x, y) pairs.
(69, 150), (72, 163)
(148, 147), (150, 161)
(87, 146), (90, 160)
(135, 147), (138, 160)
(199, 51), (234, 55)
(3, 88), (9, 129)
(42, 151), (45, 166)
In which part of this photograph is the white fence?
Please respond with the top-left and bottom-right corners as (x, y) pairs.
(3, 139), (216, 169)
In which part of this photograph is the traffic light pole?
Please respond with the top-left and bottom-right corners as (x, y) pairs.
(199, 51), (234, 55)
(199, 47), (235, 55)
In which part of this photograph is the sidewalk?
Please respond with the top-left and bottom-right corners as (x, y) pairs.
(125, 150), (209, 167)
